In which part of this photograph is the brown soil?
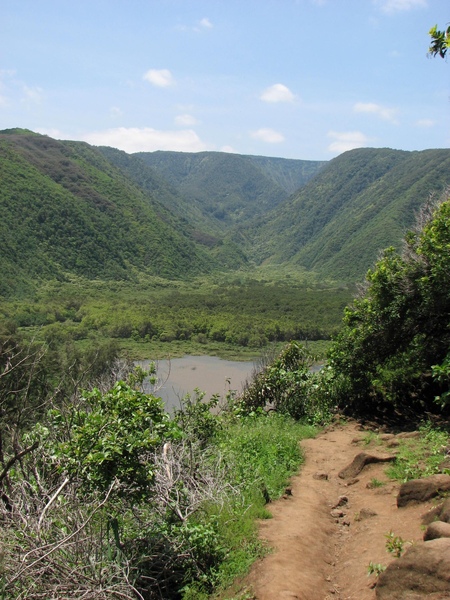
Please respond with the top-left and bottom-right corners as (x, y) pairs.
(225, 420), (440, 600)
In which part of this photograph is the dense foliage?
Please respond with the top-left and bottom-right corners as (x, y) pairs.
(0, 336), (315, 599)
(132, 150), (325, 228)
(0, 130), (215, 295)
(325, 193), (450, 421)
(255, 148), (450, 280)
(2, 129), (450, 298)
(236, 341), (335, 424)
(1, 273), (350, 359)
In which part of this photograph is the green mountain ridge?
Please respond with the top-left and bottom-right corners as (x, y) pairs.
(132, 150), (326, 228)
(250, 147), (450, 280)
(0, 131), (217, 295)
(1, 129), (449, 296)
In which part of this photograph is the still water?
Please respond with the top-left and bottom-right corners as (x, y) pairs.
(139, 355), (257, 412)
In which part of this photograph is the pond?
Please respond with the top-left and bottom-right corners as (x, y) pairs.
(138, 355), (257, 412)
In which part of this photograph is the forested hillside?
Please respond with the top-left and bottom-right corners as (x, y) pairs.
(118, 150), (325, 228)
(251, 147), (450, 280)
(2, 129), (450, 296)
(0, 130), (220, 295)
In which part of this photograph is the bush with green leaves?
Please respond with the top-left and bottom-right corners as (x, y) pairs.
(237, 341), (334, 423)
(49, 379), (181, 498)
(326, 193), (450, 420)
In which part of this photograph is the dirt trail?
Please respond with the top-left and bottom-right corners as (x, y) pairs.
(232, 420), (438, 600)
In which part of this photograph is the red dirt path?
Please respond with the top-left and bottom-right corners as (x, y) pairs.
(224, 420), (439, 600)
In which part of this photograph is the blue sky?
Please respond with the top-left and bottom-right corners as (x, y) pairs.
(1, 0), (449, 159)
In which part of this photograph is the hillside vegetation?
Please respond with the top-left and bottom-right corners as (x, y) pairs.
(132, 150), (325, 227)
(1, 126), (450, 599)
(254, 147), (450, 280)
(1, 129), (449, 296)
(0, 130), (217, 296)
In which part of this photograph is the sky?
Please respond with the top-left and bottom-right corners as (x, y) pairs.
(1, 0), (449, 160)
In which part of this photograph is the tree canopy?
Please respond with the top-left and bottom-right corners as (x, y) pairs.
(327, 192), (450, 421)
(429, 24), (450, 58)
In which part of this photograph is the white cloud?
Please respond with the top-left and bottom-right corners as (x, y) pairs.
(176, 17), (213, 32)
(110, 106), (122, 118)
(199, 17), (213, 29)
(143, 69), (175, 88)
(21, 84), (43, 104)
(82, 126), (208, 153)
(251, 128), (285, 143)
(354, 102), (398, 123)
(327, 130), (370, 153)
(415, 118), (435, 128)
(374, 0), (427, 14)
(175, 113), (198, 126)
(260, 83), (295, 103)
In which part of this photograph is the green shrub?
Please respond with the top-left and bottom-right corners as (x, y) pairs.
(385, 422), (450, 482)
(49, 377), (180, 498)
(326, 195), (450, 420)
(237, 341), (334, 423)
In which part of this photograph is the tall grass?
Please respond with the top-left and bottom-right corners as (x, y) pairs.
(385, 423), (450, 482)
(181, 414), (316, 598)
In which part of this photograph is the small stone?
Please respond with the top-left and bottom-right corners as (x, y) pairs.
(346, 478), (360, 486)
(284, 487), (292, 496)
(332, 495), (349, 509)
(330, 509), (345, 519)
(313, 471), (329, 480)
(359, 507), (378, 520)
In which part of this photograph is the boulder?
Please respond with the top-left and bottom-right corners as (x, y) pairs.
(440, 498), (450, 523)
(338, 452), (396, 479)
(424, 521), (450, 541)
(397, 475), (450, 507)
(376, 538), (450, 599)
